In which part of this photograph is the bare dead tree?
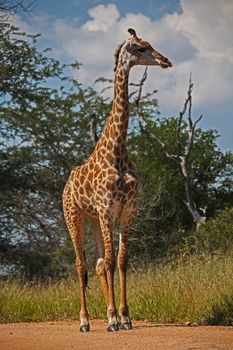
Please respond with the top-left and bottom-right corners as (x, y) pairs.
(137, 72), (206, 229)
(129, 66), (148, 102)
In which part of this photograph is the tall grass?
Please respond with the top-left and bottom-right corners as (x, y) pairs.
(127, 254), (233, 324)
(1, 254), (233, 325)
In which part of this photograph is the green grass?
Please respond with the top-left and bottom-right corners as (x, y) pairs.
(1, 254), (233, 325)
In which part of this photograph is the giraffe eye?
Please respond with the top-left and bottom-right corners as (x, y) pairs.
(137, 47), (147, 53)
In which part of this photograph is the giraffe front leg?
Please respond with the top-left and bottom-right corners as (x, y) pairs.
(118, 207), (136, 330)
(99, 213), (119, 332)
(63, 190), (90, 332)
(118, 234), (132, 330)
(76, 253), (90, 332)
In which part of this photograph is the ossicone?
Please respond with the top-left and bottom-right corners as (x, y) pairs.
(128, 28), (137, 37)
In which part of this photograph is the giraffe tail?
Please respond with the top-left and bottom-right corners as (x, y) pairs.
(85, 270), (89, 289)
(83, 251), (90, 289)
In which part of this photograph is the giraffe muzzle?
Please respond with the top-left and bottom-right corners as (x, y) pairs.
(161, 57), (172, 68)
(152, 51), (172, 68)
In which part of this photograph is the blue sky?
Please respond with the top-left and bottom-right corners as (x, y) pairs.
(33, 0), (181, 24)
(16, 0), (233, 151)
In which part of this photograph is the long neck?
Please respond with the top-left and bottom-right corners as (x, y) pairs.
(112, 63), (130, 139)
(96, 59), (130, 161)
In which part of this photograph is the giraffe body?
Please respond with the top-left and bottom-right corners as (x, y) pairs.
(63, 28), (172, 332)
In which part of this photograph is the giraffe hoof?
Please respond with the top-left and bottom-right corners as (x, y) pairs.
(120, 321), (133, 330)
(80, 324), (90, 332)
(107, 323), (119, 332)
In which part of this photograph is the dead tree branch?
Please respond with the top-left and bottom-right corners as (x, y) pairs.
(129, 66), (148, 110)
(0, 0), (36, 18)
(136, 71), (206, 229)
(89, 113), (99, 147)
(139, 122), (179, 162)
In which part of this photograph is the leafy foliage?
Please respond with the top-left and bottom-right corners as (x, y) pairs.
(127, 115), (233, 262)
(0, 22), (111, 278)
(183, 206), (233, 256)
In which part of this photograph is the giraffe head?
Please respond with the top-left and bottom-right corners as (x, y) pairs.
(123, 28), (172, 69)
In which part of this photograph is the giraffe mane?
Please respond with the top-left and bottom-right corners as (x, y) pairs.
(114, 41), (125, 72)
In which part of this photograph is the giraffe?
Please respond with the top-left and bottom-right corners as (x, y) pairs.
(62, 28), (172, 332)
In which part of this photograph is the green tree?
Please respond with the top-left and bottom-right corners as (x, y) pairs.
(0, 22), (111, 278)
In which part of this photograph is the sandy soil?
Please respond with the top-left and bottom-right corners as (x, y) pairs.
(0, 320), (233, 350)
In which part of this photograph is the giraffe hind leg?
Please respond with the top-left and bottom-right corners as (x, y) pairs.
(118, 206), (137, 330)
(98, 213), (119, 332)
(90, 218), (109, 305)
(63, 186), (90, 332)
(91, 217), (120, 331)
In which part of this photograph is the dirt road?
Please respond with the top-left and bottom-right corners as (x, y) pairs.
(0, 320), (232, 350)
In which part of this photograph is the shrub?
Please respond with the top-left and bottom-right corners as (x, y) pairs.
(183, 206), (233, 256)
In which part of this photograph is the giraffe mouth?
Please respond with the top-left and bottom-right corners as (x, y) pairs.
(156, 56), (172, 68)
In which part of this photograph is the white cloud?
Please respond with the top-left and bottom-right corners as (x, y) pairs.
(12, 1), (233, 150)
(159, 0), (233, 112)
(166, 0), (233, 63)
(84, 4), (120, 32)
